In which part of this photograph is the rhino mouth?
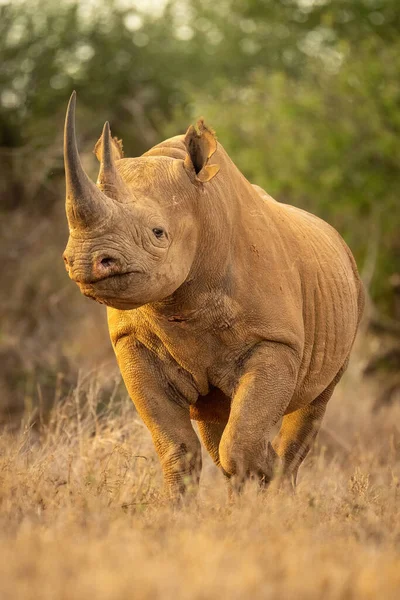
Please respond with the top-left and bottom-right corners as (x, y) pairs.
(78, 270), (143, 298)
(84, 270), (142, 285)
(78, 269), (151, 310)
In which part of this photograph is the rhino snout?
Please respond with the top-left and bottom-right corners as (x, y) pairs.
(91, 254), (122, 280)
(63, 251), (124, 284)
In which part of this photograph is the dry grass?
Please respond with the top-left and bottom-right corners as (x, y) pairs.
(1, 344), (400, 600)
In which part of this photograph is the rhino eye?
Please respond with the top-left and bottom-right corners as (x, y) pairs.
(152, 227), (164, 239)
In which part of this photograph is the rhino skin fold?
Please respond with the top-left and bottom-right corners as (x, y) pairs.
(63, 92), (365, 499)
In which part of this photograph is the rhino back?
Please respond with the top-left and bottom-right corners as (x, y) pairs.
(245, 192), (363, 409)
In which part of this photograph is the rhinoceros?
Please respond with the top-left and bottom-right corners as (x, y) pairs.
(63, 92), (364, 498)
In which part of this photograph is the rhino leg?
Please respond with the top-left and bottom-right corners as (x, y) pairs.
(272, 367), (346, 487)
(115, 338), (202, 501)
(197, 421), (244, 500)
(197, 421), (227, 468)
(218, 343), (299, 490)
(193, 387), (230, 468)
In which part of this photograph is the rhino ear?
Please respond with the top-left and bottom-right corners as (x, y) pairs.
(94, 131), (124, 163)
(184, 119), (220, 183)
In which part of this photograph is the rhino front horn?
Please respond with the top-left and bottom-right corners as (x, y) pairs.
(64, 91), (112, 230)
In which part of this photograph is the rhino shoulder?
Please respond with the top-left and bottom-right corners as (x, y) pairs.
(252, 184), (278, 203)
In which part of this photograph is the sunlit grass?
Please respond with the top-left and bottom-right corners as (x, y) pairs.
(0, 345), (399, 599)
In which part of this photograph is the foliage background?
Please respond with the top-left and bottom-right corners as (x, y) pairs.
(0, 0), (399, 418)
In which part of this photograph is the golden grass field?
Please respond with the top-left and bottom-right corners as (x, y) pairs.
(1, 335), (400, 600)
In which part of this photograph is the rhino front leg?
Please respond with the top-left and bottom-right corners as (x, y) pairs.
(153, 424), (202, 500)
(115, 338), (202, 500)
(219, 343), (299, 489)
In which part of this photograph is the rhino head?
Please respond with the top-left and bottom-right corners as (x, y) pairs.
(62, 92), (220, 310)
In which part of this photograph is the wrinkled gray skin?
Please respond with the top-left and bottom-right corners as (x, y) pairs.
(63, 92), (365, 499)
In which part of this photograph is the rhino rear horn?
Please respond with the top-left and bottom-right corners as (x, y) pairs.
(96, 122), (129, 200)
(184, 119), (220, 183)
(64, 91), (112, 229)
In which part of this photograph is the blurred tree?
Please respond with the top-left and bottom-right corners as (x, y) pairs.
(167, 39), (400, 309)
(0, 0), (181, 210)
(165, 0), (400, 311)
(0, 0), (398, 310)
